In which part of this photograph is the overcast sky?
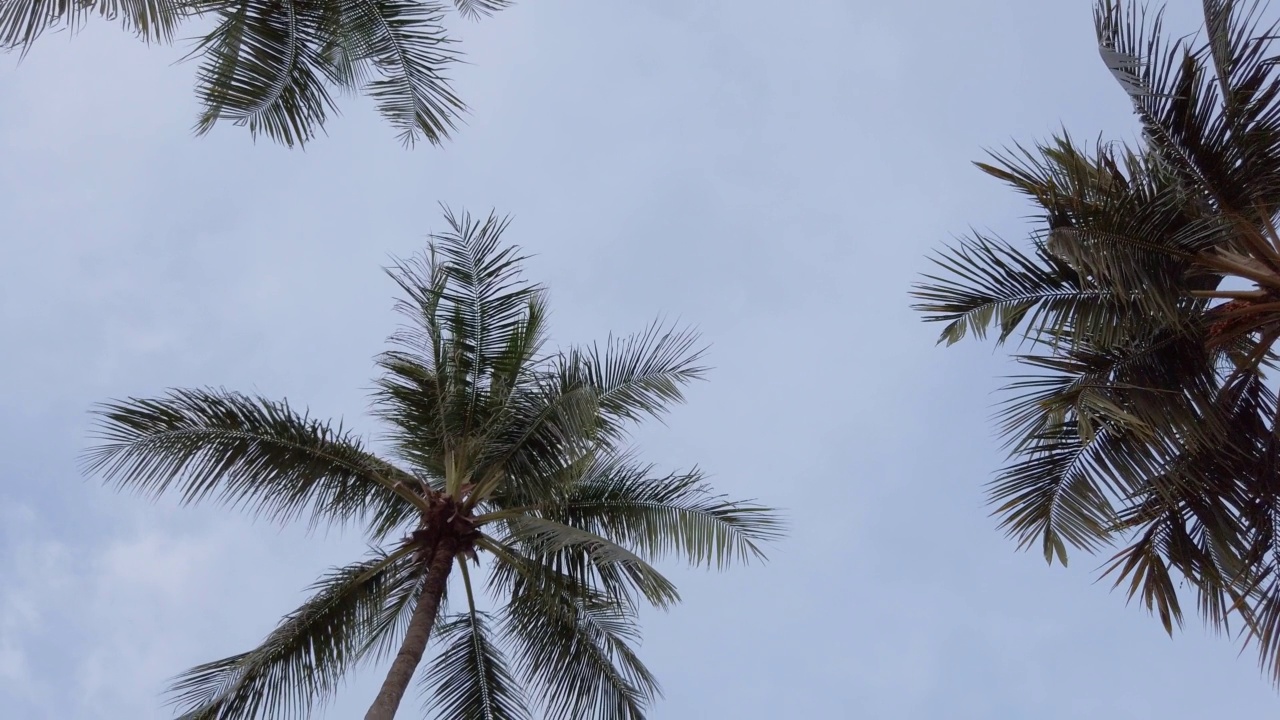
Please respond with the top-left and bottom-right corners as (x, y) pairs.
(2, 0), (1277, 717)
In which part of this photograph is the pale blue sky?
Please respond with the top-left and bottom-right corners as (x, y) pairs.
(2, 0), (1276, 717)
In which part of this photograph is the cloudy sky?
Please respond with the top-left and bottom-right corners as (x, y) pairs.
(2, 0), (1277, 717)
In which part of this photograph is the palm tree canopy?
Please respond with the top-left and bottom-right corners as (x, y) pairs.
(85, 208), (783, 719)
(0, 0), (509, 146)
(913, 0), (1280, 683)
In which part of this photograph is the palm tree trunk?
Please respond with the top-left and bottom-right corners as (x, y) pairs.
(364, 540), (456, 720)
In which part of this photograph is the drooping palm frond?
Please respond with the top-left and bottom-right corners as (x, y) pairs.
(4, 0), (489, 145)
(500, 569), (659, 720)
(189, 0), (464, 147)
(338, 0), (463, 147)
(83, 387), (427, 531)
(536, 451), (782, 568)
(420, 611), (531, 720)
(0, 0), (185, 54)
(985, 305), (1248, 563)
(188, 0), (344, 147)
(496, 515), (680, 609)
(450, 0), (510, 21)
(169, 546), (418, 720)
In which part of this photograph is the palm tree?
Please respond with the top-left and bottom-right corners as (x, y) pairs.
(0, 0), (510, 146)
(84, 208), (782, 719)
(913, 0), (1280, 682)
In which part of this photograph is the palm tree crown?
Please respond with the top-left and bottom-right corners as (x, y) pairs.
(85, 208), (782, 719)
(1, 0), (510, 146)
(914, 0), (1280, 682)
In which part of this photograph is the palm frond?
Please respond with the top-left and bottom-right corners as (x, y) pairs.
(340, 0), (462, 146)
(450, 0), (510, 21)
(1096, 0), (1280, 215)
(913, 232), (1139, 347)
(420, 611), (531, 720)
(555, 322), (707, 442)
(495, 516), (680, 609)
(188, 0), (343, 148)
(83, 387), (424, 532)
(0, 0), (184, 55)
(503, 582), (658, 720)
(169, 546), (418, 720)
(463, 375), (605, 508)
(430, 208), (543, 377)
(376, 210), (548, 467)
(537, 451), (782, 569)
(988, 326), (1233, 564)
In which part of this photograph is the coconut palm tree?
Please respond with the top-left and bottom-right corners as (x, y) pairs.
(84, 208), (782, 719)
(913, 0), (1280, 682)
(0, 0), (510, 146)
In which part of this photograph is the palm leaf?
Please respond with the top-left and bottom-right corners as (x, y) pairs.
(420, 611), (531, 720)
(503, 582), (658, 720)
(0, 0), (185, 54)
(540, 451), (782, 568)
(495, 516), (680, 609)
(555, 321), (707, 442)
(914, 232), (1128, 347)
(340, 0), (462, 146)
(83, 387), (425, 532)
(188, 0), (343, 147)
(169, 546), (418, 719)
(450, 0), (509, 21)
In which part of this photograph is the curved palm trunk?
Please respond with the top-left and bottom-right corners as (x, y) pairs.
(364, 540), (456, 720)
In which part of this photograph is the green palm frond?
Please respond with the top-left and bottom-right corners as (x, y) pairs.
(914, 134), (1225, 349)
(4, 0), (484, 145)
(474, 381), (600, 506)
(988, 328), (1232, 564)
(495, 516), (680, 608)
(989, 418), (1136, 565)
(339, 0), (463, 146)
(997, 331), (1223, 451)
(979, 138), (1219, 297)
(504, 583), (658, 720)
(420, 611), (531, 720)
(377, 210), (548, 462)
(450, 0), (509, 21)
(541, 451), (782, 568)
(555, 322), (707, 441)
(913, 232), (1136, 347)
(188, 0), (341, 147)
(477, 540), (660, 719)
(83, 387), (425, 531)
(188, 0), (463, 148)
(0, 0), (185, 54)
(432, 210), (542, 372)
(169, 546), (418, 720)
